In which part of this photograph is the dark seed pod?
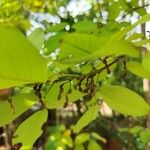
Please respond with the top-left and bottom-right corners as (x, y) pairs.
(78, 77), (84, 92)
(13, 142), (22, 150)
(57, 83), (65, 100)
(103, 58), (111, 74)
(68, 83), (72, 94)
(64, 94), (69, 107)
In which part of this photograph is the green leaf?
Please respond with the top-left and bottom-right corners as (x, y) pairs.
(95, 40), (139, 58)
(0, 26), (48, 89)
(44, 82), (68, 109)
(133, 39), (150, 47)
(97, 22), (130, 37)
(127, 33), (144, 41)
(129, 126), (150, 144)
(73, 105), (99, 133)
(18, 146), (32, 150)
(91, 132), (106, 143)
(98, 85), (150, 116)
(142, 54), (150, 74)
(13, 109), (48, 148)
(88, 140), (102, 150)
(140, 129), (150, 144)
(129, 126), (143, 134)
(72, 20), (98, 33)
(127, 61), (150, 79)
(45, 82), (84, 108)
(59, 32), (103, 63)
(81, 63), (92, 74)
(109, 14), (150, 44)
(44, 32), (65, 54)
(49, 132), (62, 141)
(45, 140), (56, 150)
(75, 144), (84, 150)
(68, 90), (85, 103)
(130, 0), (138, 7)
(0, 93), (37, 126)
(59, 32), (139, 63)
(61, 136), (73, 147)
(91, 14), (150, 60)
(108, 2), (120, 20)
(28, 28), (45, 50)
(75, 133), (90, 145)
(137, 7), (147, 16)
(45, 22), (68, 32)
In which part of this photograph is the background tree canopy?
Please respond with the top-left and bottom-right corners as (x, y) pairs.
(1, 0), (150, 150)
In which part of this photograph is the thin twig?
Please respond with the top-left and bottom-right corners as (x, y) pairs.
(119, 4), (150, 22)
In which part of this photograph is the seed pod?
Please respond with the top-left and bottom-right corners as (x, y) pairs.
(0, 88), (12, 99)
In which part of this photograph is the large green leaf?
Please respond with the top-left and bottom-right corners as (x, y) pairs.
(0, 93), (37, 126)
(13, 109), (48, 149)
(73, 105), (99, 133)
(0, 26), (48, 89)
(72, 20), (98, 33)
(142, 54), (150, 74)
(95, 40), (139, 58)
(98, 85), (150, 116)
(59, 32), (103, 63)
(97, 22), (130, 37)
(59, 32), (139, 63)
(28, 28), (45, 50)
(127, 61), (150, 79)
(92, 15), (148, 61)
